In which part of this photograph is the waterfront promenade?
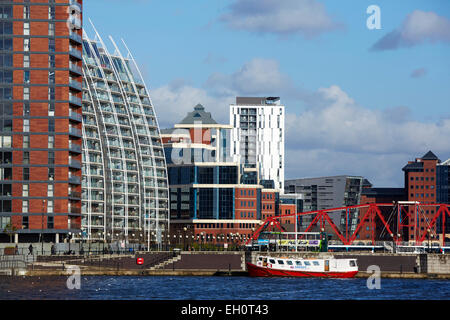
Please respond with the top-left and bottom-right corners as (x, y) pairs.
(2, 249), (449, 279)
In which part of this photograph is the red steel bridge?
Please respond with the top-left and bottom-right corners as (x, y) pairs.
(247, 202), (450, 246)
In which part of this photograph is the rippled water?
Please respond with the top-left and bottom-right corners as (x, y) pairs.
(1, 276), (449, 300)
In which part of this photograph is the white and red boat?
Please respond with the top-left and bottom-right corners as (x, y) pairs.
(247, 256), (358, 278)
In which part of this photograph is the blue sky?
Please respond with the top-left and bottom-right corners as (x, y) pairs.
(84, 0), (450, 187)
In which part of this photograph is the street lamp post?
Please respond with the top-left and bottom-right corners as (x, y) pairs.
(183, 227), (187, 250)
(200, 232), (204, 251)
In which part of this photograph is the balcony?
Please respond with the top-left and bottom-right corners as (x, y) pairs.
(69, 175), (81, 185)
(69, 31), (82, 44)
(69, 207), (81, 214)
(69, 110), (82, 122)
(69, 62), (82, 76)
(69, 47), (82, 60)
(69, 127), (82, 138)
(69, 191), (81, 200)
(69, 95), (82, 107)
(69, 79), (82, 91)
(69, 143), (82, 154)
(69, 159), (81, 169)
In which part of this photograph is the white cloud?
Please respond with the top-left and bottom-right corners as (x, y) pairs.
(205, 58), (293, 96)
(150, 61), (450, 187)
(150, 79), (234, 129)
(371, 10), (450, 51)
(220, 0), (343, 38)
(284, 85), (450, 185)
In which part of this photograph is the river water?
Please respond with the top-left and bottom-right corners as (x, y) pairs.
(1, 276), (449, 300)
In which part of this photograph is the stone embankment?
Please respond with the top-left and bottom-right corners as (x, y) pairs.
(3, 251), (450, 278)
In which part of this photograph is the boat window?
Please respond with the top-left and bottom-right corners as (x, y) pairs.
(277, 260), (284, 265)
(312, 261), (319, 266)
(349, 260), (356, 267)
(258, 257), (263, 261)
(295, 261), (302, 266)
(304, 261), (311, 266)
(286, 260), (293, 265)
(269, 259), (276, 264)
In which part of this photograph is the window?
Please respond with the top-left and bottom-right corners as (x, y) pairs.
(23, 151), (30, 164)
(23, 168), (29, 180)
(23, 119), (30, 132)
(312, 261), (320, 266)
(350, 260), (356, 267)
(23, 5), (30, 19)
(23, 22), (30, 35)
(48, 118), (55, 132)
(47, 200), (53, 213)
(304, 261), (311, 266)
(48, 167), (54, 180)
(24, 38), (30, 51)
(286, 260), (293, 266)
(23, 135), (30, 148)
(48, 135), (54, 148)
(22, 200), (29, 213)
(48, 6), (55, 19)
(48, 55), (55, 68)
(23, 54), (30, 68)
(48, 23), (55, 36)
(22, 216), (29, 229)
(23, 102), (30, 116)
(48, 71), (55, 84)
(277, 260), (284, 265)
(295, 261), (302, 266)
(47, 216), (54, 229)
(48, 102), (55, 116)
(48, 151), (55, 165)
(22, 184), (29, 197)
(23, 87), (29, 100)
(49, 39), (55, 52)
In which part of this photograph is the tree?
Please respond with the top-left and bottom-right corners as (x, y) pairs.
(3, 222), (18, 243)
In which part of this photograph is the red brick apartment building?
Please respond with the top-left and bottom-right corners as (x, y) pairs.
(0, 0), (83, 243)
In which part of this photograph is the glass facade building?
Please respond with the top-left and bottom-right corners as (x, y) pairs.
(81, 28), (169, 244)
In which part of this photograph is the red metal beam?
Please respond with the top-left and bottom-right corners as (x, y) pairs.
(247, 203), (450, 246)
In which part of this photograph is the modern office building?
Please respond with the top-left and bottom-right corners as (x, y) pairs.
(285, 175), (366, 235)
(162, 104), (296, 247)
(0, 0), (83, 243)
(81, 27), (169, 245)
(230, 97), (285, 191)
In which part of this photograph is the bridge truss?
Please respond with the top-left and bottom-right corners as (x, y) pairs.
(247, 202), (450, 246)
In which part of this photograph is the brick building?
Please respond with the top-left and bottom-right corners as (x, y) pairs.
(0, 0), (83, 243)
(403, 151), (450, 243)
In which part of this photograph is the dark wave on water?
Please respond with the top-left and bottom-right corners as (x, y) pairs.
(0, 276), (449, 300)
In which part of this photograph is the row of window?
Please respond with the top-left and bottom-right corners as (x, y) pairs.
(410, 185), (435, 189)
(239, 189), (255, 196)
(240, 211), (255, 218)
(196, 223), (257, 229)
(410, 176), (435, 181)
(1, 166), (65, 181)
(21, 216), (54, 230)
(410, 193), (435, 198)
(265, 258), (320, 267)
(240, 200), (254, 207)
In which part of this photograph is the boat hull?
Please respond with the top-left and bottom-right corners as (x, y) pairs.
(246, 262), (358, 278)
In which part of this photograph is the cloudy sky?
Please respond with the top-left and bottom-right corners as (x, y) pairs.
(84, 0), (450, 187)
